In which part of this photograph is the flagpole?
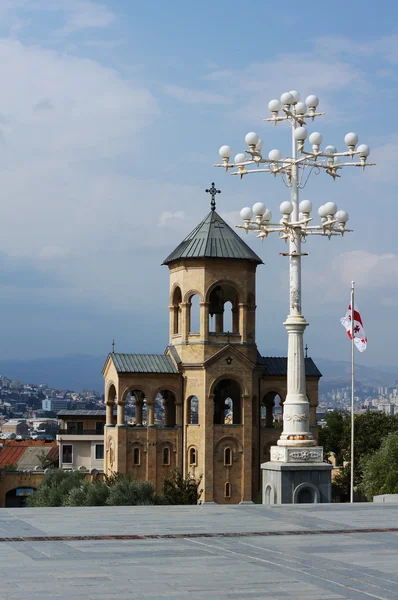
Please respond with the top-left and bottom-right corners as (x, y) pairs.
(350, 280), (355, 504)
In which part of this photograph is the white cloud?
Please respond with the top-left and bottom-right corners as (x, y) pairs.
(158, 211), (185, 227)
(304, 250), (398, 304)
(0, 0), (115, 36)
(164, 84), (231, 105)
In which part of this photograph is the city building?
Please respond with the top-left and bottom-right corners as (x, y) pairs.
(42, 398), (69, 412)
(1, 419), (29, 438)
(56, 410), (106, 471)
(103, 202), (321, 503)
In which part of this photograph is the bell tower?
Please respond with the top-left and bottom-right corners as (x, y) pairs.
(163, 183), (262, 366)
(162, 185), (263, 503)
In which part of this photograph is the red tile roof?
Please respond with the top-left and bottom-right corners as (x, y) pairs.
(0, 446), (26, 468)
(0, 439), (57, 469)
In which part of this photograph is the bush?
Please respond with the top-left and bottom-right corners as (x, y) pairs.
(361, 432), (398, 500)
(27, 469), (86, 507)
(63, 480), (110, 507)
(106, 478), (157, 506)
(162, 469), (202, 505)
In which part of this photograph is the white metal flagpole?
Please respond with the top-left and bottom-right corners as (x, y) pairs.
(350, 280), (355, 504)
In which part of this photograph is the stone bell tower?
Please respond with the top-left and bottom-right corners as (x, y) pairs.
(162, 184), (263, 503)
(102, 183), (322, 504)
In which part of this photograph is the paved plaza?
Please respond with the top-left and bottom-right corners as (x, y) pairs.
(0, 502), (398, 599)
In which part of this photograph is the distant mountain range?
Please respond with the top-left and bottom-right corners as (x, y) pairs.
(0, 353), (396, 394)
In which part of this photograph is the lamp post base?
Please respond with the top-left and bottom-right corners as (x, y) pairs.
(261, 459), (332, 505)
(270, 445), (324, 462)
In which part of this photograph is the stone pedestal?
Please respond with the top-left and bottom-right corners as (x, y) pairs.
(261, 445), (332, 504)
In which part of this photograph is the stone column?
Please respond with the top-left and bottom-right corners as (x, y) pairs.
(203, 393), (215, 502)
(232, 307), (239, 333)
(200, 301), (210, 341)
(175, 399), (182, 426)
(215, 312), (223, 333)
(239, 303), (248, 342)
(105, 403), (114, 426)
(241, 393), (253, 502)
(169, 305), (174, 340)
(265, 400), (275, 428)
(147, 399), (155, 427)
(135, 399), (143, 426)
(163, 398), (169, 426)
(117, 401), (126, 427)
(181, 302), (190, 341)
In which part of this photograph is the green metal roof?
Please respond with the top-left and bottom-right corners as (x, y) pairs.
(162, 210), (263, 265)
(259, 356), (322, 378)
(110, 353), (179, 374)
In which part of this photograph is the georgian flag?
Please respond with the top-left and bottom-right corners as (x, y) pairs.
(340, 303), (367, 352)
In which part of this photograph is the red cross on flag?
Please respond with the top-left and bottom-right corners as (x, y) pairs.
(340, 302), (367, 352)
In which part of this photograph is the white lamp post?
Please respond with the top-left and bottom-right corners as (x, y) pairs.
(215, 91), (374, 474)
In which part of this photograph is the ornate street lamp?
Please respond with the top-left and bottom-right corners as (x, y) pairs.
(215, 91), (374, 483)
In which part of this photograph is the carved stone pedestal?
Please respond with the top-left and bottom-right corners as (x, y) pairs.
(261, 446), (332, 504)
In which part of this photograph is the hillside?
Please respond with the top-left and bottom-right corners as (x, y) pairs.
(0, 354), (396, 394)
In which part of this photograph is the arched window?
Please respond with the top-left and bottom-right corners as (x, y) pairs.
(172, 287), (182, 335)
(133, 447), (140, 465)
(189, 294), (200, 333)
(128, 390), (146, 426)
(189, 448), (197, 466)
(157, 390), (176, 427)
(187, 396), (199, 425)
(225, 482), (231, 498)
(224, 447), (232, 466)
(163, 447), (170, 465)
(261, 392), (283, 428)
(213, 379), (242, 425)
(208, 284), (239, 334)
(223, 301), (233, 332)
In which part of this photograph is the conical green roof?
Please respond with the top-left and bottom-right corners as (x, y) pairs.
(162, 210), (263, 265)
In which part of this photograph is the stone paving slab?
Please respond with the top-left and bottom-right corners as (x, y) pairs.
(0, 504), (398, 599)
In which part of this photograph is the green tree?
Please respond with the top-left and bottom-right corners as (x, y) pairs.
(105, 478), (157, 506)
(342, 412), (398, 485)
(27, 469), (85, 507)
(318, 411), (346, 464)
(2, 463), (17, 471)
(162, 469), (203, 505)
(361, 432), (398, 500)
(63, 480), (110, 507)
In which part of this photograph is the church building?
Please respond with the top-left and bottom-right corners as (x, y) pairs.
(102, 190), (321, 503)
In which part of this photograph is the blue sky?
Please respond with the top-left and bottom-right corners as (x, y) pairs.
(0, 0), (397, 368)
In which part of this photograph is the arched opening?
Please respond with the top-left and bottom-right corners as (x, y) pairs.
(5, 487), (36, 508)
(187, 396), (199, 425)
(133, 447), (140, 465)
(261, 392), (283, 427)
(125, 390), (147, 426)
(223, 301), (233, 333)
(213, 379), (242, 424)
(225, 482), (231, 498)
(189, 447), (197, 466)
(297, 488), (313, 503)
(208, 284), (239, 334)
(163, 447), (170, 465)
(224, 447), (232, 466)
(263, 484), (275, 505)
(106, 384), (117, 426)
(189, 294), (200, 333)
(157, 390), (176, 426)
(172, 286), (182, 335)
(293, 482), (320, 504)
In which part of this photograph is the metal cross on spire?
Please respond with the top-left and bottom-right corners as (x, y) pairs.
(205, 182), (221, 211)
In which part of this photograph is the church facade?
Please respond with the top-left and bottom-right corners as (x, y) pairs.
(102, 199), (321, 503)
